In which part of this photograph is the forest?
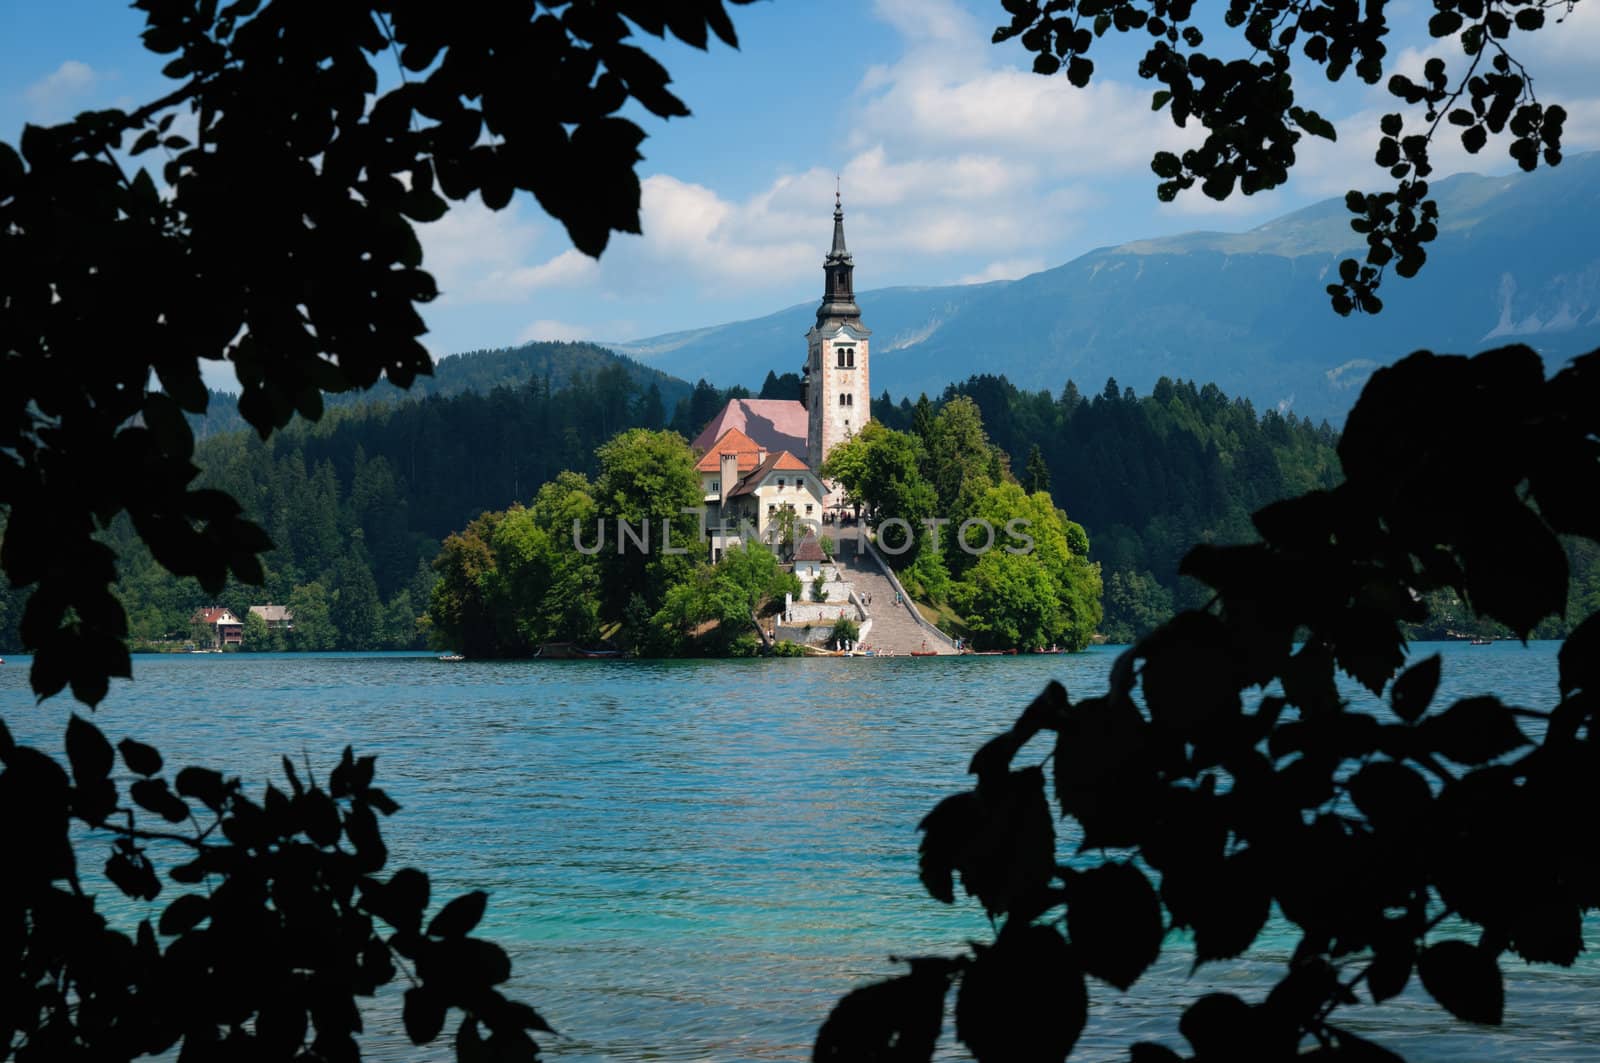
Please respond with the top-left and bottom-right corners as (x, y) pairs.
(5, 345), (1591, 655)
(0, 351), (1369, 654)
(0, 347), (752, 654)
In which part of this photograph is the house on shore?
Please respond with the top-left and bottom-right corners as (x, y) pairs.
(249, 603), (294, 632)
(190, 607), (244, 647)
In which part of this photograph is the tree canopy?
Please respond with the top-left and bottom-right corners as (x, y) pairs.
(1, 0), (756, 705)
(2, 2), (757, 1060)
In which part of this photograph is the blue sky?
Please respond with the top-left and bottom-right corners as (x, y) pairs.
(4, 0), (1597, 382)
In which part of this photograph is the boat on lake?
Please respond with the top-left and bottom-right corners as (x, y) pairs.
(438, 653), (466, 662)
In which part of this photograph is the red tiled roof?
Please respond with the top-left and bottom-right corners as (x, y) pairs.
(690, 399), (808, 457)
(726, 451), (817, 497)
(694, 427), (764, 473)
(191, 607), (239, 625)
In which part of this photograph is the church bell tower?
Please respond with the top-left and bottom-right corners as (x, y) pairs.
(803, 189), (871, 473)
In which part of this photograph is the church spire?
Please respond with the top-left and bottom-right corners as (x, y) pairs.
(829, 181), (850, 261)
(817, 186), (860, 326)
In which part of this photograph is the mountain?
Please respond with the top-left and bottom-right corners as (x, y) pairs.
(607, 152), (1600, 423)
(194, 341), (693, 439)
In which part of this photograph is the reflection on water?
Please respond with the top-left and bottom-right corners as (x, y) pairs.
(2, 644), (1593, 1061)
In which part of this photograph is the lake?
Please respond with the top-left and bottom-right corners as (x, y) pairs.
(2, 643), (1595, 1061)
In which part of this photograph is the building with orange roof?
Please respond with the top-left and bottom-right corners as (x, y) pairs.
(190, 606), (244, 648)
(698, 427), (825, 561)
(690, 193), (871, 519)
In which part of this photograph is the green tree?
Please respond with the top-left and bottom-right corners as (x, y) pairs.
(286, 581), (337, 653)
(819, 422), (878, 510)
(924, 396), (998, 518)
(951, 550), (1060, 650)
(1101, 567), (1175, 643)
(712, 543), (799, 634)
(333, 558), (382, 651)
(1023, 444), (1051, 496)
(240, 609), (271, 651)
(859, 430), (937, 551)
(595, 429), (703, 613)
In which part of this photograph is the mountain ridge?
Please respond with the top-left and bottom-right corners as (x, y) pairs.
(605, 153), (1600, 422)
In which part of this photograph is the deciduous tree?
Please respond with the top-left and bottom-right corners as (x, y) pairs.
(821, 343), (1600, 1061)
(2, 3), (757, 1058)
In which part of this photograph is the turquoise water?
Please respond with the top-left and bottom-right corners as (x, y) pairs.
(2, 643), (1595, 1061)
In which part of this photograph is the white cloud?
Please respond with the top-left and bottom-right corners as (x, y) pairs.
(24, 60), (99, 121)
(957, 257), (1046, 284)
(487, 249), (600, 295)
(872, 0), (980, 48)
(417, 199), (547, 303)
(516, 319), (593, 343)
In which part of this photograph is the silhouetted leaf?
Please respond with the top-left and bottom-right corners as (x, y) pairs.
(918, 768), (1054, 916)
(66, 715), (113, 784)
(291, 788), (337, 846)
(1459, 500), (1567, 635)
(1510, 898), (1583, 966)
(1066, 862), (1164, 990)
(1420, 697), (1530, 764)
(368, 867), (430, 932)
(955, 925), (1086, 1062)
(1186, 849), (1270, 965)
(815, 961), (953, 1062)
(118, 737), (163, 776)
(1139, 612), (1239, 737)
(1418, 940), (1503, 1024)
(158, 893), (210, 935)
(1367, 942), (1414, 1003)
(428, 891), (488, 938)
(175, 766), (227, 811)
(1179, 993), (1259, 1056)
(1390, 654), (1441, 722)
(131, 778), (190, 823)
(403, 985), (447, 1044)
(1559, 612), (1600, 697)
(1054, 694), (1155, 847)
(1348, 760), (1431, 832)
(105, 846), (161, 901)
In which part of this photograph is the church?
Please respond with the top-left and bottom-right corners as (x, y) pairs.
(691, 192), (871, 556)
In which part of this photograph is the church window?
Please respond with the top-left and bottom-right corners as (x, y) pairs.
(847, 349), (855, 368)
(805, 504), (813, 515)
(836, 348), (845, 368)
(778, 478), (785, 489)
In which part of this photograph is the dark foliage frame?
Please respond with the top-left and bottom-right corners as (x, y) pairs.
(819, 343), (1600, 1062)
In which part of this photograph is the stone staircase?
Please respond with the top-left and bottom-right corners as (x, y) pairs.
(832, 538), (959, 655)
